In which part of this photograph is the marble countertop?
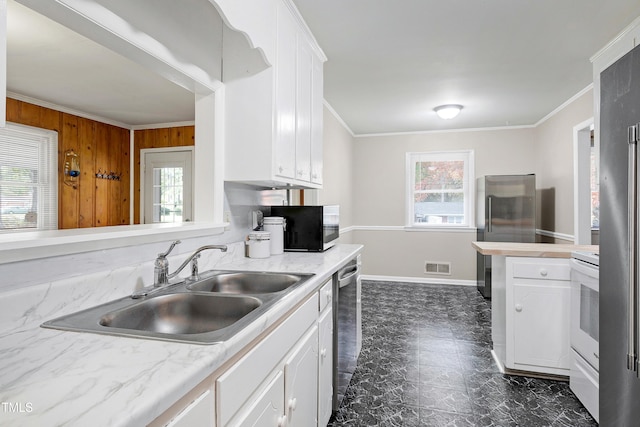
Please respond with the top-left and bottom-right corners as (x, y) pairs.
(0, 243), (363, 427)
(471, 241), (599, 258)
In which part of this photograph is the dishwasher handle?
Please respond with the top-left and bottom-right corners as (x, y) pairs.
(338, 265), (360, 288)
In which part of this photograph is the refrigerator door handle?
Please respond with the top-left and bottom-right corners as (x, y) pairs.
(487, 196), (492, 233)
(628, 124), (639, 373)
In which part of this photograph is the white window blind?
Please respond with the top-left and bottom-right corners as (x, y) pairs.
(0, 123), (58, 232)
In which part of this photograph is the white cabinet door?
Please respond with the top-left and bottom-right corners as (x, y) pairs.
(274, 0), (297, 180)
(512, 282), (571, 370)
(235, 371), (286, 427)
(317, 308), (333, 427)
(310, 55), (323, 185)
(285, 325), (319, 427)
(295, 38), (313, 182)
(217, 295), (319, 426)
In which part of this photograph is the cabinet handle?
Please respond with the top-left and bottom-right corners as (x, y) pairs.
(515, 304), (523, 312)
(594, 352), (600, 359)
(321, 348), (327, 358)
(288, 397), (297, 412)
(539, 269), (548, 277)
(278, 166), (284, 173)
(277, 415), (287, 427)
(628, 123), (640, 375)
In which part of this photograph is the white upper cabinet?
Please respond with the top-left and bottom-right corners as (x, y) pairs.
(275, 0), (299, 181)
(311, 55), (324, 185)
(224, 0), (326, 189)
(294, 36), (313, 183)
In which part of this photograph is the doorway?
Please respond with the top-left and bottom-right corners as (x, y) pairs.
(573, 118), (597, 244)
(141, 147), (193, 224)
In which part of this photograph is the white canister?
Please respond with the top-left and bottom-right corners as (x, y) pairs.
(246, 231), (271, 258)
(263, 216), (286, 255)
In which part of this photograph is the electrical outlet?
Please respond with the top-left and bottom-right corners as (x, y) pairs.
(223, 211), (231, 231)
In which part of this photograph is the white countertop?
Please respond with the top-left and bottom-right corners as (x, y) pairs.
(0, 244), (363, 427)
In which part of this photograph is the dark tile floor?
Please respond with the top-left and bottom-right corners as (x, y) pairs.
(328, 281), (598, 427)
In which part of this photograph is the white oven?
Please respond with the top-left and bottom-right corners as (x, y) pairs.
(570, 251), (599, 422)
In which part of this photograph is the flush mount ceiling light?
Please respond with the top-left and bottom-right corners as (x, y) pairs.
(434, 104), (463, 120)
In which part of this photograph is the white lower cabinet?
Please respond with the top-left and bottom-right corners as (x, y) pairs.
(504, 257), (571, 376)
(217, 290), (323, 427)
(285, 325), (319, 427)
(235, 370), (286, 427)
(317, 280), (333, 427)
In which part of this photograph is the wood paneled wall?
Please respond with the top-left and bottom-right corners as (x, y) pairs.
(6, 98), (131, 229)
(133, 126), (195, 224)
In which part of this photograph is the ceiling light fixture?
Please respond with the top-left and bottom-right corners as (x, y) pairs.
(434, 104), (463, 120)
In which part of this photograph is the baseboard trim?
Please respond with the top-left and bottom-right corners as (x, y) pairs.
(362, 274), (476, 287)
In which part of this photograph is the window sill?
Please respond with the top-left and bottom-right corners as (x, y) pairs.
(0, 222), (227, 264)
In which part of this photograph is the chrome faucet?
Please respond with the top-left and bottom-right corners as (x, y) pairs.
(132, 241), (228, 299)
(162, 244), (228, 285)
(154, 240), (181, 287)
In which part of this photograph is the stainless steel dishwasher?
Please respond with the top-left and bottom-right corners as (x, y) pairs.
(333, 254), (362, 411)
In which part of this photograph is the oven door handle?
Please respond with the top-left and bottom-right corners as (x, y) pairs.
(570, 259), (599, 280)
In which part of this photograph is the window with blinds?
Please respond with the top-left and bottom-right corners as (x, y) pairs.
(0, 123), (58, 232)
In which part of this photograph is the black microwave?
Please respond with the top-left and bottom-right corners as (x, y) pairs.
(270, 205), (339, 252)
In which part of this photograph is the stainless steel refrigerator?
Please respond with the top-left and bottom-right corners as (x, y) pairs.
(476, 175), (536, 298)
(600, 42), (640, 425)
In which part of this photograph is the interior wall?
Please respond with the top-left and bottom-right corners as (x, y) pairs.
(316, 105), (355, 235)
(133, 126), (195, 224)
(533, 88), (594, 241)
(351, 127), (537, 281)
(6, 98), (130, 229)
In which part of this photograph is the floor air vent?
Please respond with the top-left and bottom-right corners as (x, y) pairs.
(424, 261), (451, 275)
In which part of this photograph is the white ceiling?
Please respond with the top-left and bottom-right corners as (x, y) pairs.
(7, 1), (640, 134)
(6, 0), (196, 127)
(292, 0), (640, 135)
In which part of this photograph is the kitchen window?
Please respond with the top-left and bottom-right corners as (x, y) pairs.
(0, 123), (58, 232)
(406, 150), (474, 228)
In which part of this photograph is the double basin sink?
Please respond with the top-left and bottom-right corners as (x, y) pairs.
(42, 271), (313, 345)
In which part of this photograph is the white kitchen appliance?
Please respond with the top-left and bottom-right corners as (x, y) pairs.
(569, 250), (599, 422)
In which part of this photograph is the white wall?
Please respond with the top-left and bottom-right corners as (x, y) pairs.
(534, 88), (594, 241)
(350, 127), (536, 282)
(309, 105), (355, 244)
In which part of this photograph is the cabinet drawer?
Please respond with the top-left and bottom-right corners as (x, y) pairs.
(318, 279), (332, 312)
(511, 259), (570, 281)
(217, 293), (319, 426)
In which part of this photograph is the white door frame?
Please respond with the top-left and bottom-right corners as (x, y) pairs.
(140, 146), (195, 224)
(573, 117), (595, 244)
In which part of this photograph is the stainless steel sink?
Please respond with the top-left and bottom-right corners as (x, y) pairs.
(187, 271), (306, 294)
(99, 293), (261, 334)
(42, 270), (314, 344)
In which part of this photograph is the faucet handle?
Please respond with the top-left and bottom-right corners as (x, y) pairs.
(159, 240), (181, 258)
(190, 253), (202, 281)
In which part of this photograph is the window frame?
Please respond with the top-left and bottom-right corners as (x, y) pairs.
(405, 150), (475, 230)
(0, 123), (58, 233)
